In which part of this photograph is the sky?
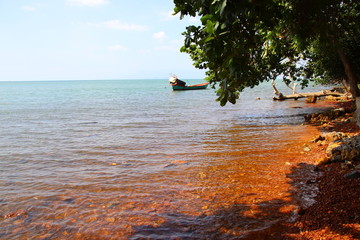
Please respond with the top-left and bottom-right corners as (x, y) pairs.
(0, 0), (206, 81)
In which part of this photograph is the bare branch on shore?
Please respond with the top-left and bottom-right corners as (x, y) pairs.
(273, 90), (347, 101)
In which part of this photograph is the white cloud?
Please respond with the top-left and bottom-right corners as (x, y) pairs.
(100, 20), (148, 31)
(65, 0), (109, 7)
(107, 45), (128, 51)
(153, 31), (167, 41)
(22, 5), (36, 11)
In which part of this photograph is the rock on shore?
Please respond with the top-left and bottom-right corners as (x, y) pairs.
(288, 99), (360, 240)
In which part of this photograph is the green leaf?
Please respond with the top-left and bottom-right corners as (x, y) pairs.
(174, 0), (360, 107)
(180, 46), (187, 52)
(205, 36), (215, 42)
(205, 20), (215, 34)
(220, 0), (227, 16)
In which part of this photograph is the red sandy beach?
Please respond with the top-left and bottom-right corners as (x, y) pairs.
(268, 100), (360, 240)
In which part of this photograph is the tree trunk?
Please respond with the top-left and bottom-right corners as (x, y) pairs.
(355, 97), (360, 127)
(338, 48), (360, 98)
(338, 48), (360, 126)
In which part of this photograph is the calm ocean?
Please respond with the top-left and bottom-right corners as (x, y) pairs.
(0, 79), (333, 239)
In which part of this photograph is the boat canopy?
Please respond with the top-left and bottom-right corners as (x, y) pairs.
(169, 76), (177, 84)
(169, 76), (186, 86)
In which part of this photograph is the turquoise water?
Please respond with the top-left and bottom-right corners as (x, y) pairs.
(0, 79), (331, 239)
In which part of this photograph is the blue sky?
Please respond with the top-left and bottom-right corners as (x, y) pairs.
(0, 0), (205, 81)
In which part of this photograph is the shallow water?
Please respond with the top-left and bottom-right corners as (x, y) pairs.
(0, 79), (334, 239)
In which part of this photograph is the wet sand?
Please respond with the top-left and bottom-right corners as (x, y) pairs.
(267, 101), (360, 240)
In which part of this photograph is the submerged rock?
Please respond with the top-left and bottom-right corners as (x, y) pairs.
(305, 108), (346, 123)
(344, 170), (360, 179)
(306, 96), (317, 103)
(303, 144), (311, 152)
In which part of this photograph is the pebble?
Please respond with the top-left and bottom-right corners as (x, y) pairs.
(105, 217), (116, 223)
(303, 145), (311, 152)
(344, 170), (360, 179)
(198, 172), (207, 179)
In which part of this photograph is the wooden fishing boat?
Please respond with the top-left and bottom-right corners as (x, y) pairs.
(169, 75), (209, 91)
(171, 82), (209, 90)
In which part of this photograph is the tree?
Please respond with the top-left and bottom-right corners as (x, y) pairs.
(173, 0), (360, 106)
(298, 1), (360, 97)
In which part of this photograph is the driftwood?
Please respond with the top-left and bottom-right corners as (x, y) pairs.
(273, 90), (345, 101)
(271, 79), (348, 101)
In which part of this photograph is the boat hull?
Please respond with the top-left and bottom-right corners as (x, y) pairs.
(171, 83), (209, 91)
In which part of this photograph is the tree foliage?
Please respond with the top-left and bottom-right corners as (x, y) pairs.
(174, 0), (360, 105)
(302, 1), (360, 87)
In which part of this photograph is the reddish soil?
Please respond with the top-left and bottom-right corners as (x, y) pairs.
(293, 162), (360, 240)
(281, 100), (360, 240)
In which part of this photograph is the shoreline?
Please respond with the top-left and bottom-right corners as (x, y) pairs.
(276, 99), (360, 239)
(1, 92), (358, 239)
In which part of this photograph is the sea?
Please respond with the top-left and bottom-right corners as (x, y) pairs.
(0, 79), (335, 239)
